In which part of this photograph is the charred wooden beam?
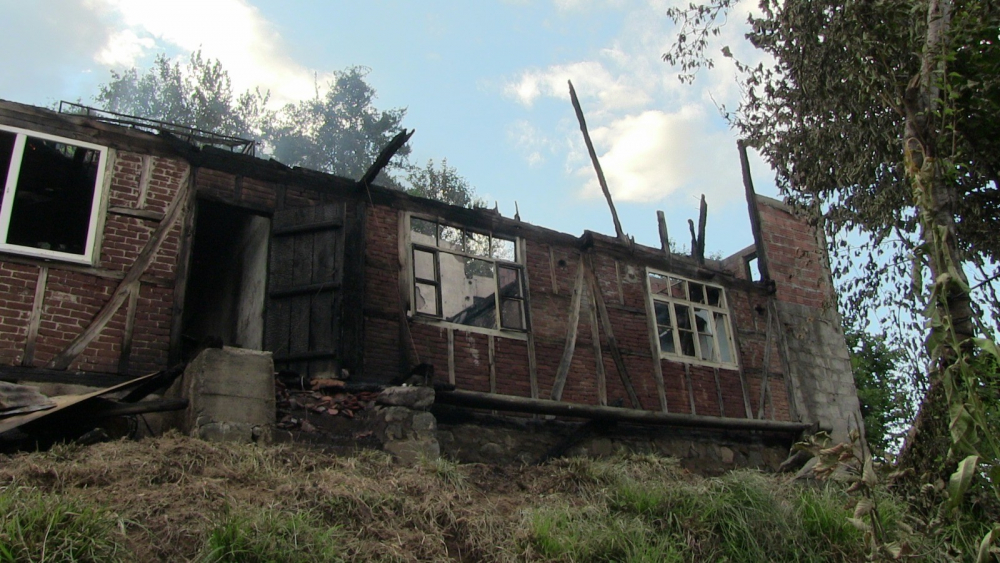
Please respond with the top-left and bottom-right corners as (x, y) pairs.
(568, 80), (628, 246)
(551, 261), (586, 400)
(436, 389), (815, 434)
(738, 140), (771, 281)
(358, 129), (414, 188)
(584, 255), (640, 408)
(696, 194), (707, 264)
(656, 210), (671, 260)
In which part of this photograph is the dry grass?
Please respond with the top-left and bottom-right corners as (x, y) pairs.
(0, 433), (983, 562)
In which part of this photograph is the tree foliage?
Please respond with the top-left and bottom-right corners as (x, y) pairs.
(96, 55), (478, 206)
(97, 51), (271, 143)
(405, 159), (482, 209)
(845, 330), (913, 458)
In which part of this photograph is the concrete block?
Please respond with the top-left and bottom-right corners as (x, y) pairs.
(377, 386), (435, 410)
(182, 347), (274, 444)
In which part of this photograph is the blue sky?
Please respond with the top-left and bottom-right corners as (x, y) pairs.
(1, 0), (777, 258)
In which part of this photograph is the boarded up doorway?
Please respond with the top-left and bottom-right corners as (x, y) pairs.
(265, 203), (346, 379)
(182, 200), (270, 358)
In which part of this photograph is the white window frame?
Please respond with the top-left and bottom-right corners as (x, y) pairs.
(0, 125), (108, 265)
(646, 268), (738, 369)
(405, 213), (528, 339)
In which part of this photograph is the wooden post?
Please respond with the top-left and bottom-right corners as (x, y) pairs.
(551, 261), (586, 400)
(684, 363), (697, 415)
(757, 306), (774, 420)
(568, 80), (628, 246)
(713, 367), (725, 417)
(738, 140), (771, 282)
(521, 238), (540, 399)
(657, 210), (671, 259)
(447, 328), (456, 385)
(584, 255), (640, 408)
(588, 293), (608, 406)
(489, 335), (497, 394)
(688, 219), (698, 259)
(696, 194), (707, 264)
(118, 285), (140, 375)
(22, 265), (48, 367)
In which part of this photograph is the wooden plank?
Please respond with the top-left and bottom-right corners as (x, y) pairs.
(271, 219), (344, 236)
(521, 240), (539, 399)
(447, 328), (456, 385)
(288, 294), (311, 358)
(584, 255), (640, 409)
(47, 167), (191, 370)
(640, 268), (669, 413)
(550, 261), (585, 401)
(309, 290), (336, 376)
(684, 363), (697, 415)
(21, 265), (48, 367)
(588, 294), (608, 407)
(108, 206), (163, 221)
(291, 229), (314, 288)
(757, 306), (774, 420)
(168, 181), (197, 366)
(117, 284), (140, 375)
(436, 389), (815, 434)
(489, 335), (496, 394)
(265, 298), (291, 359)
(269, 281), (341, 299)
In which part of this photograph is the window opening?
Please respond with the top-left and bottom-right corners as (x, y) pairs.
(0, 125), (108, 264)
(409, 216), (526, 332)
(648, 270), (735, 366)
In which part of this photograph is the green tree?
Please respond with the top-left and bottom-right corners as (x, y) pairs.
(267, 66), (410, 188)
(405, 159), (483, 208)
(845, 330), (913, 458)
(97, 51), (271, 143)
(664, 0), (1000, 485)
(97, 58), (480, 206)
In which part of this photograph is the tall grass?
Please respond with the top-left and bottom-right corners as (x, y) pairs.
(0, 485), (127, 563)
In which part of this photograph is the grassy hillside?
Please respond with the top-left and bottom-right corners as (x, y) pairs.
(0, 434), (991, 562)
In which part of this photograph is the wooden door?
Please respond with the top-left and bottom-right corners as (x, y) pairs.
(265, 203), (345, 378)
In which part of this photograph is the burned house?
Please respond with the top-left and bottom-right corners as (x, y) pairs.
(0, 100), (862, 466)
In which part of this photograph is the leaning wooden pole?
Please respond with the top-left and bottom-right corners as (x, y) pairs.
(568, 80), (628, 246)
(738, 140), (771, 282)
(696, 194), (707, 264)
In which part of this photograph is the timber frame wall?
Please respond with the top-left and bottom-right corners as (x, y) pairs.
(0, 100), (859, 431)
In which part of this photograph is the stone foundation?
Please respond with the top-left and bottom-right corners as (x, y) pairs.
(434, 407), (793, 473)
(374, 386), (440, 463)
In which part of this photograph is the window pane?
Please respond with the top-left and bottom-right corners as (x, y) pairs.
(706, 286), (723, 307)
(6, 136), (100, 255)
(698, 334), (715, 361)
(689, 282), (705, 304)
(498, 266), (522, 298)
(715, 313), (733, 363)
(648, 272), (669, 296)
(415, 282), (438, 315)
(491, 236), (516, 261)
(410, 217), (436, 246)
(678, 330), (696, 356)
(668, 277), (687, 299)
(674, 304), (691, 330)
(694, 308), (713, 335)
(0, 130), (15, 181)
(439, 225), (463, 252)
(658, 326), (675, 354)
(500, 299), (525, 330)
(441, 254), (497, 328)
(654, 301), (671, 326)
(466, 231), (490, 257)
(413, 249), (436, 281)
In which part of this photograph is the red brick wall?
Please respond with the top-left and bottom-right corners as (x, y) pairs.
(362, 208), (795, 420)
(757, 198), (830, 309)
(0, 150), (189, 375)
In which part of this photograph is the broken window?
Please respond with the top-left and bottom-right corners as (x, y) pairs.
(409, 216), (526, 332)
(0, 126), (108, 264)
(647, 270), (736, 367)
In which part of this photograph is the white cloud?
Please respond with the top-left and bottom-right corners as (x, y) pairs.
(507, 120), (558, 167)
(87, 0), (326, 105)
(504, 61), (651, 110)
(94, 29), (154, 67)
(575, 107), (743, 205)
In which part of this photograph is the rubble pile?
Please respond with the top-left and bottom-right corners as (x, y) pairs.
(275, 376), (379, 432)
